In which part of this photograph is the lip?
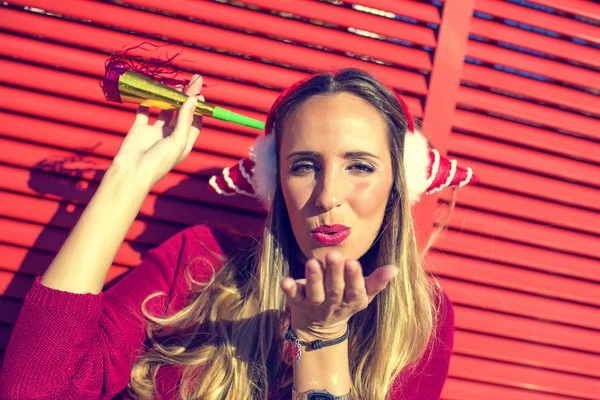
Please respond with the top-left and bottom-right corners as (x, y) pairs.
(311, 224), (351, 246)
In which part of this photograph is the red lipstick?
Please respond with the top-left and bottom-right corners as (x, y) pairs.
(311, 224), (351, 246)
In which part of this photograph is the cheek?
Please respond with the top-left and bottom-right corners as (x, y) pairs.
(349, 178), (391, 215)
(281, 179), (311, 216)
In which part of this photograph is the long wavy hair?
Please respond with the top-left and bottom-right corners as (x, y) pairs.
(128, 68), (438, 399)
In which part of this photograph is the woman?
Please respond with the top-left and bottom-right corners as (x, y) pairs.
(0, 69), (472, 399)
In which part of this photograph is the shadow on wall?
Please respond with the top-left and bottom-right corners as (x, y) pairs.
(0, 148), (266, 362)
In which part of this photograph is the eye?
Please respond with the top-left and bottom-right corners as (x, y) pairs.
(349, 162), (375, 174)
(290, 161), (318, 176)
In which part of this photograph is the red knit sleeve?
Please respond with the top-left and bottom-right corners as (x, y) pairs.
(389, 288), (455, 400)
(0, 225), (224, 400)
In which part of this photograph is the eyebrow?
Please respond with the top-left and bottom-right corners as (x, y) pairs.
(286, 151), (379, 160)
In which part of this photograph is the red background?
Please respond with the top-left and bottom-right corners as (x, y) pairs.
(0, 1), (599, 398)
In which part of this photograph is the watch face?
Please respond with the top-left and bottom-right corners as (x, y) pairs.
(307, 394), (334, 400)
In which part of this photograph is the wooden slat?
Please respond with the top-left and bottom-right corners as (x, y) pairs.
(0, 134), (265, 229)
(454, 330), (600, 378)
(0, 217), (146, 267)
(0, 243), (62, 274)
(529, 0), (600, 21)
(452, 109), (600, 164)
(0, 25), (423, 116)
(427, 252), (600, 307)
(0, 297), (27, 324)
(0, 324), (16, 353)
(475, 0), (600, 44)
(2, 1), (599, 396)
(0, 62), (258, 158)
(0, 213), (254, 274)
(457, 86), (598, 140)
(0, 107), (246, 168)
(449, 157), (600, 213)
(342, 0), (441, 25)
(461, 63), (599, 115)
(0, 134), (109, 178)
(466, 40), (600, 92)
(0, 140), (264, 230)
(415, 0), (473, 250)
(0, 86), (266, 145)
(443, 376), (579, 400)
(449, 132), (600, 187)
(470, 16), (600, 68)
(453, 304), (600, 354)
(439, 277), (600, 331)
(0, 271), (37, 302)
(0, 157), (264, 218)
(0, 56), (278, 119)
(0, 264), (130, 300)
(449, 354), (600, 399)
(0, 243), (131, 284)
(0, 113), (267, 226)
(0, 31), (302, 120)
(433, 225), (600, 283)
(0, 32), (269, 138)
(446, 207), (600, 261)
(1, 2), (428, 97)
(124, 0), (434, 69)
(440, 185), (600, 237)
(239, 0), (436, 48)
(0, 116), (222, 181)
(0, 191), (183, 247)
(0, 86), (256, 176)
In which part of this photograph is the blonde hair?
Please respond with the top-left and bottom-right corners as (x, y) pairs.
(128, 69), (440, 399)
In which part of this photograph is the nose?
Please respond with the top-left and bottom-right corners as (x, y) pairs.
(314, 167), (343, 211)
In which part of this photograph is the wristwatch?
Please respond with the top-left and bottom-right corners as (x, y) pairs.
(292, 388), (351, 400)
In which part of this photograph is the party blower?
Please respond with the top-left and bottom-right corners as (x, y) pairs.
(101, 63), (265, 131)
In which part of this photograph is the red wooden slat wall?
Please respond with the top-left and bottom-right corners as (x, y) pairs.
(0, 0), (599, 398)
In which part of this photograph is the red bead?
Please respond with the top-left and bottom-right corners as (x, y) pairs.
(290, 346), (299, 359)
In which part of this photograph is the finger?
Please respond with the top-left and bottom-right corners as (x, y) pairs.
(182, 93), (204, 134)
(186, 74), (203, 96)
(153, 85), (183, 128)
(170, 96), (197, 147)
(343, 260), (366, 303)
(364, 265), (399, 302)
(305, 259), (325, 305)
(281, 277), (306, 304)
(184, 94), (204, 152)
(324, 251), (345, 304)
(158, 80), (193, 128)
(168, 76), (203, 129)
(134, 105), (150, 124)
(175, 95), (205, 166)
(190, 94), (204, 130)
(155, 109), (175, 128)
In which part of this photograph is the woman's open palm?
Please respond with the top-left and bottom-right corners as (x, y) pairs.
(112, 74), (204, 187)
(281, 251), (398, 339)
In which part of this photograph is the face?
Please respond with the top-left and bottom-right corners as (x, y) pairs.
(279, 92), (394, 264)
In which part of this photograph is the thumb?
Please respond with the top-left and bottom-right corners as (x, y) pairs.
(365, 265), (398, 302)
(281, 278), (306, 305)
(171, 96), (198, 147)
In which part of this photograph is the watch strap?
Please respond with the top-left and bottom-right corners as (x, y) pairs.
(292, 388), (351, 400)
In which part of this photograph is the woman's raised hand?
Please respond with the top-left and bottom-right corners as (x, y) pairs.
(111, 74), (204, 188)
(281, 251), (399, 340)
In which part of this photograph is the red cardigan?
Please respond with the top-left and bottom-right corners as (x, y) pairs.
(0, 225), (454, 400)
